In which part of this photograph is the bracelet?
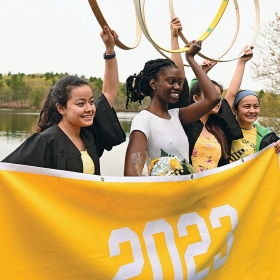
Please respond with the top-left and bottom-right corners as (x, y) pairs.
(103, 51), (116, 59)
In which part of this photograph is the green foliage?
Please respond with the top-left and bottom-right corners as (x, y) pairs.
(259, 89), (265, 98)
(89, 76), (97, 82)
(32, 90), (45, 107)
(0, 72), (279, 135)
(160, 149), (170, 157)
(51, 77), (57, 86)
(0, 72), (150, 111)
(44, 72), (55, 81)
(258, 91), (280, 135)
(4, 74), (29, 103)
(258, 91), (280, 118)
(94, 78), (103, 91)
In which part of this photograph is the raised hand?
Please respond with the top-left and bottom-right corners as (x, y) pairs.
(240, 45), (254, 62)
(201, 59), (217, 74)
(185, 40), (202, 58)
(170, 17), (182, 38)
(100, 26), (118, 53)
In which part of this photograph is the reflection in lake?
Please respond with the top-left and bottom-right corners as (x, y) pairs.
(0, 109), (134, 176)
(0, 108), (38, 142)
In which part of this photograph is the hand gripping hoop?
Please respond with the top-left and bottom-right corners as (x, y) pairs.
(88, 0), (260, 64)
(168, 0), (260, 63)
(88, 0), (142, 50)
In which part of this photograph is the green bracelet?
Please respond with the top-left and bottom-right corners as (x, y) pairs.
(103, 51), (116, 59)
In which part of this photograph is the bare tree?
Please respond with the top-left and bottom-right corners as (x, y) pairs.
(251, 12), (280, 94)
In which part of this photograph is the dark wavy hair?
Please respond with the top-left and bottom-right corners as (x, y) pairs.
(36, 75), (89, 132)
(126, 58), (179, 108)
(189, 80), (223, 104)
(190, 80), (228, 159)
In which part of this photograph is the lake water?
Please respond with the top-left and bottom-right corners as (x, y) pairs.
(0, 109), (135, 176)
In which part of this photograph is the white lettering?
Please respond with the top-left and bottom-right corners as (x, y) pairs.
(143, 219), (183, 280)
(177, 213), (210, 280)
(109, 227), (144, 279)
(209, 205), (238, 270)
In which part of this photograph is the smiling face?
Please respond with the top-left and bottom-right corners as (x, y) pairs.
(233, 95), (260, 129)
(57, 85), (96, 129)
(150, 66), (183, 103)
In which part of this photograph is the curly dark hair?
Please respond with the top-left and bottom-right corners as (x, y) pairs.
(126, 58), (179, 108)
(36, 75), (89, 132)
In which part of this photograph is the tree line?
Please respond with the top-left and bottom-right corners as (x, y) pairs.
(0, 71), (279, 134)
(1, 13), (280, 134)
(0, 72), (149, 111)
(0, 69), (280, 135)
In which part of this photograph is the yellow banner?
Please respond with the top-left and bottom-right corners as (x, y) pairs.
(0, 145), (279, 279)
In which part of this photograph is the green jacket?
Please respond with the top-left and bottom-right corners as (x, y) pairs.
(190, 78), (279, 152)
(253, 123), (279, 152)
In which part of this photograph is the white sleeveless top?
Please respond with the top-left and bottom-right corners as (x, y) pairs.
(130, 109), (189, 161)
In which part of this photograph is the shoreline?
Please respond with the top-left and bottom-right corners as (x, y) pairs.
(0, 104), (140, 112)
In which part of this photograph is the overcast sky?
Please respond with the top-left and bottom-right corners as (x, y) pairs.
(0, 0), (279, 92)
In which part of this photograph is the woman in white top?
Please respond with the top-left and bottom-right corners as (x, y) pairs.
(124, 41), (221, 176)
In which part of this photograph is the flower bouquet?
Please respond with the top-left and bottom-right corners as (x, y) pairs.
(132, 149), (195, 176)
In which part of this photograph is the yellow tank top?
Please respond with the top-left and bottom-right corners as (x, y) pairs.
(230, 127), (257, 162)
(81, 150), (95, 175)
(191, 134), (222, 172)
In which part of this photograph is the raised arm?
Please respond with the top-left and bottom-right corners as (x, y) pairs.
(169, 17), (190, 109)
(179, 41), (221, 125)
(170, 17), (185, 80)
(224, 45), (254, 107)
(100, 26), (119, 107)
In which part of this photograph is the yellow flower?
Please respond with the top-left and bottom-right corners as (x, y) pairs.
(148, 158), (159, 175)
(169, 158), (181, 170)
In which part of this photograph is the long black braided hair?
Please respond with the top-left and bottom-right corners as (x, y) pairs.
(126, 58), (179, 108)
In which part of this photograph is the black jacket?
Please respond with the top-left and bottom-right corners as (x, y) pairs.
(2, 93), (126, 175)
(169, 79), (243, 166)
(184, 99), (243, 166)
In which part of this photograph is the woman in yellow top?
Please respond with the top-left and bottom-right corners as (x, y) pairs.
(223, 42), (280, 160)
(227, 91), (280, 161)
(169, 17), (252, 172)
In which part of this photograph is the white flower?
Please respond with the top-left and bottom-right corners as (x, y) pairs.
(150, 157), (174, 176)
